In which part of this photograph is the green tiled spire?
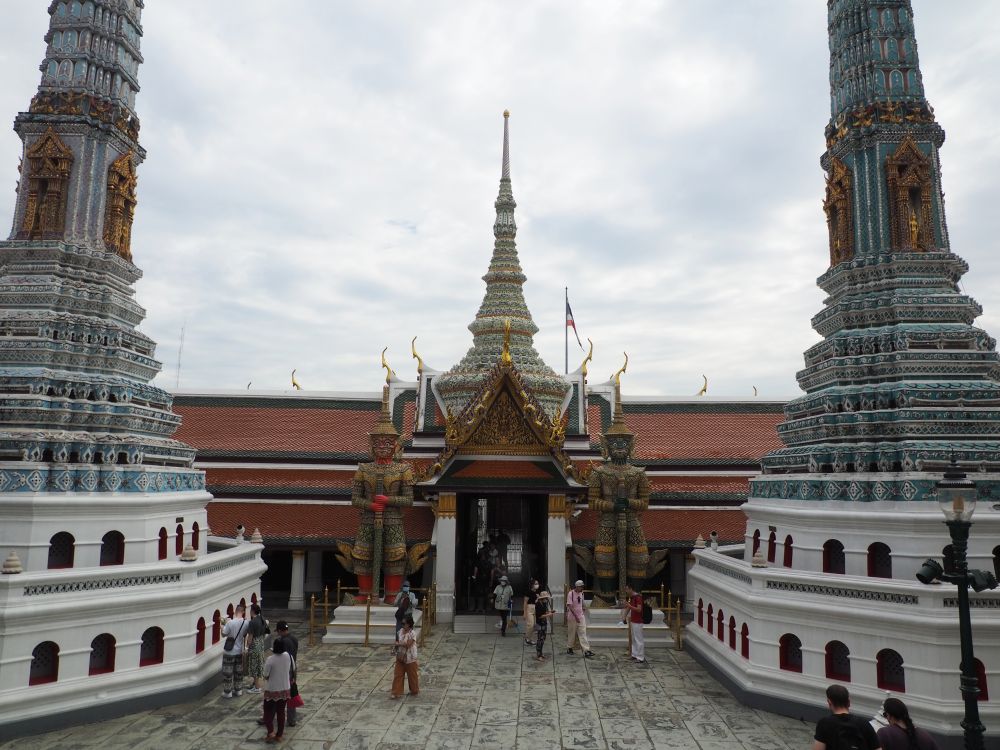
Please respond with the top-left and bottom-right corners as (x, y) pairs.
(435, 112), (569, 418)
(751, 0), (1000, 507)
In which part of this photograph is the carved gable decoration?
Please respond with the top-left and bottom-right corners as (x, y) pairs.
(459, 388), (547, 456)
(886, 137), (933, 252)
(17, 128), (74, 240)
(103, 150), (138, 261)
(823, 156), (854, 267)
(421, 359), (582, 484)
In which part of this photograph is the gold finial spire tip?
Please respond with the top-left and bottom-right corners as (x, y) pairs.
(503, 109), (510, 118)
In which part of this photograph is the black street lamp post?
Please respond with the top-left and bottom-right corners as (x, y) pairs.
(916, 459), (998, 750)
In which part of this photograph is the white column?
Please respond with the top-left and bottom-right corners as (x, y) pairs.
(305, 549), (323, 596)
(547, 494), (568, 615)
(287, 549), (306, 609)
(434, 493), (457, 623)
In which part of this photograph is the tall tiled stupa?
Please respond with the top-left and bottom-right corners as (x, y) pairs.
(434, 112), (570, 419)
(688, 1), (1000, 743)
(0, 1), (263, 739)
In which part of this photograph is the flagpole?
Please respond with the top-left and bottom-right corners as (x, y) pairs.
(565, 286), (568, 374)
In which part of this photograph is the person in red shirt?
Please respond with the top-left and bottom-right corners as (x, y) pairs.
(623, 584), (645, 663)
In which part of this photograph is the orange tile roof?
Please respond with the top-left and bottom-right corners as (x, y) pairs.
(628, 412), (783, 461)
(175, 405), (378, 456)
(204, 467), (355, 490)
(571, 508), (746, 546)
(648, 475), (751, 494)
(207, 502), (435, 542)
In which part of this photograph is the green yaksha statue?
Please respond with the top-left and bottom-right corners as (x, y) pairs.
(587, 358), (650, 600)
(350, 383), (414, 602)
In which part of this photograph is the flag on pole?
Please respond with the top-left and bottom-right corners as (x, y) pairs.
(566, 298), (584, 350)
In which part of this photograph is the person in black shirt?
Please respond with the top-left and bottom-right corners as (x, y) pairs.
(813, 684), (880, 750)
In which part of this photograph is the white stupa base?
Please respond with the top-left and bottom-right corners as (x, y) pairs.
(322, 605), (423, 644)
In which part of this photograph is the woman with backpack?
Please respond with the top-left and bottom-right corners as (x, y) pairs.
(876, 698), (939, 750)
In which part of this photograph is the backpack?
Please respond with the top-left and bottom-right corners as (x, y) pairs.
(833, 718), (865, 750)
(641, 601), (653, 625)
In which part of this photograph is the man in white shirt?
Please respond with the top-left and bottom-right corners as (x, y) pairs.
(220, 605), (249, 698)
(566, 580), (595, 657)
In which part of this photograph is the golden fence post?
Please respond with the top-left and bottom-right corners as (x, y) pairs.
(308, 594), (316, 647)
(363, 596), (373, 648)
(323, 585), (330, 624)
(660, 583), (665, 609)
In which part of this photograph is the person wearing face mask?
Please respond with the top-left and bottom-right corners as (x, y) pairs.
(523, 579), (540, 646)
(393, 580), (417, 634)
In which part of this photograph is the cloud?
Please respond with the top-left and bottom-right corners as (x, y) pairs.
(1, 1), (998, 400)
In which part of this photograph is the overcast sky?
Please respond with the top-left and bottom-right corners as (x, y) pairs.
(1, 1), (999, 399)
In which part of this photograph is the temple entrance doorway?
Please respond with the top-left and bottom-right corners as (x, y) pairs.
(455, 493), (547, 614)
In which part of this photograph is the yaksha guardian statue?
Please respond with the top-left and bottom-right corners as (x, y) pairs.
(351, 385), (414, 602)
(587, 364), (650, 600)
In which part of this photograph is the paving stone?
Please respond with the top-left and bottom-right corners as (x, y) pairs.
(4, 632), (809, 749)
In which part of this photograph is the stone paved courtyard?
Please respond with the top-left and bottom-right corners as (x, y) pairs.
(3, 629), (817, 749)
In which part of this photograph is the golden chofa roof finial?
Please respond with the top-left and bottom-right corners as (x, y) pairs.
(501, 318), (513, 365)
(381, 347), (395, 385)
(411, 336), (424, 375)
(580, 338), (593, 378)
(606, 352), (633, 437)
(610, 352), (628, 387)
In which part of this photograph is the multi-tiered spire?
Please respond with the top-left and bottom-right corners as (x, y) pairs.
(435, 112), (569, 418)
(754, 0), (1000, 505)
(0, 0), (202, 506)
(10, 0), (144, 258)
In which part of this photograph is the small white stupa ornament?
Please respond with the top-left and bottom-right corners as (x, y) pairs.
(2, 551), (23, 574)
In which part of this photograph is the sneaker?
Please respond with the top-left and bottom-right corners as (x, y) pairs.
(247, 687), (261, 694)
(235, 690), (243, 697)
(584, 651), (595, 658)
(222, 691), (233, 699)
(566, 648), (574, 655)
(287, 720), (296, 727)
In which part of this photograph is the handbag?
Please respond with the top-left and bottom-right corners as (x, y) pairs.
(288, 654), (302, 705)
(223, 618), (248, 653)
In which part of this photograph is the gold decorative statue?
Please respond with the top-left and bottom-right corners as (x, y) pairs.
(587, 356), (650, 601)
(350, 363), (414, 603)
(908, 209), (920, 248)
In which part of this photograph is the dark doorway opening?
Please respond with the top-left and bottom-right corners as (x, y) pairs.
(456, 493), (546, 613)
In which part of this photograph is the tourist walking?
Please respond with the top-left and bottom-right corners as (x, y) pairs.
(533, 590), (554, 660)
(812, 684), (880, 750)
(220, 605), (249, 698)
(245, 603), (268, 694)
(566, 579), (595, 657)
(393, 580), (417, 633)
(276, 622), (300, 726)
(623, 584), (645, 664)
(876, 698), (938, 750)
(523, 578), (539, 646)
(391, 614), (419, 698)
(258, 621), (300, 728)
(262, 638), (292, 743)
(493, 574), (513, 636)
